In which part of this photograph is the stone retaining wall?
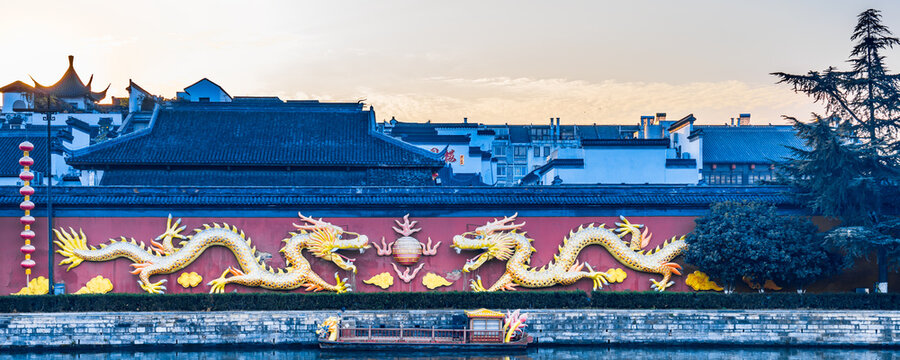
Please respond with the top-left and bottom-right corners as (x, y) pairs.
(1, 309), (899, 349)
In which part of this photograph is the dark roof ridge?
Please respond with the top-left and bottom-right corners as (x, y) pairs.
(183, 78), (232, 100)
(368, 128), (444, 164)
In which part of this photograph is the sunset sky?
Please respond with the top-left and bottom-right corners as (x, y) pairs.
(3, 1), (900, 125)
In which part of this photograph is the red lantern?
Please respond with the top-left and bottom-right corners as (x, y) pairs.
(19, 156), (33, 167)
(18, 141), (34, 152)
(20, 215), (35, 225)
(19, 185), (34, 196)
(20, 229), (35, 240)
(19, 200), (34, 211)
(20, 259), (36, 269)
(19, 171), (34, 181)
(20, 244), (35, 254)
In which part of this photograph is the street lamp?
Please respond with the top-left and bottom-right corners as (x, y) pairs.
(15, 91), (63, 294)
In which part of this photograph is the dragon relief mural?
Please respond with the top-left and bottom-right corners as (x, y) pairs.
(451, 214), (687, 292)
(53, 213), (369, 294)
(47, 212), (691, 294)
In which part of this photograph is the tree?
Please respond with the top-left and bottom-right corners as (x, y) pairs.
(772, 8), (900, 290)
(684, 202), (837, 293)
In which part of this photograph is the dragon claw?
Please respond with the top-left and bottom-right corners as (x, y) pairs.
(208, 269), (234, 294)
(470, 275), (487, 292)
(138, 279), (168, 294)
(650, 279), (675, 292)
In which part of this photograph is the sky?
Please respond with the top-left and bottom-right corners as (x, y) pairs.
(3, 1), (900, 125)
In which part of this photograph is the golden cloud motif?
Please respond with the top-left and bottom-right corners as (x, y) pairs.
(11, 276), (49, 295)
(75, 275), (114, 294)
(422, 272), (453, 289)
(604, 268), (628, 283)
(363, 272), (394, 289)
(177, 272), (203, 288)
(686, 271), (724, 291)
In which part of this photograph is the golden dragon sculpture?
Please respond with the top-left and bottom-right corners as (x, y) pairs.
(451, 214), (687, 292)
(54, 213), (369, 294)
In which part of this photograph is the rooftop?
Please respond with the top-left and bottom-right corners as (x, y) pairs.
(695, 125), (803, 164)
(31, 56), (108, 102)
(0, 185), (802, 208)
(69, 102), (444, 168)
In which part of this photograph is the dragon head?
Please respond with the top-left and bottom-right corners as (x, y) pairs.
(292, 213), (370, 273)
(451, 213), (523, 273)
(316, 316), (341, 341)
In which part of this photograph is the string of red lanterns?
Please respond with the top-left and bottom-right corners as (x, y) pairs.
(18, 141), (36, 282)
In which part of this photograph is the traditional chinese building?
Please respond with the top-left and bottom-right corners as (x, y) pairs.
(68, 101), (445, 186)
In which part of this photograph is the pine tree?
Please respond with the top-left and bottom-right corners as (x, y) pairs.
(772, 9), (900, 290)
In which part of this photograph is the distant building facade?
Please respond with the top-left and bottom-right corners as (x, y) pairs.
(382, 113), (800, 186)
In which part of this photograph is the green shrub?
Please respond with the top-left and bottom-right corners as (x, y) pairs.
(589, 291), (900, 310)
(0, 291), (589, 313)
(1, 291), (898, 313)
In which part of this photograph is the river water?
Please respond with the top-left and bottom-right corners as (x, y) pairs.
(4, 347), (900, 359)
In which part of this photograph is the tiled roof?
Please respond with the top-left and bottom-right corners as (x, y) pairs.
(0, 185), (803, 208)
(582, 139), (669, 147)
(69, 103), (444, 168)
(32, 56), (108, 101)
(0, 132), (50, 177)
(401, 134), (471, 144)
(576, 125), (640, 140)
(696, 126), (803, 164)
(97, 168), (435, 186)
(508, 126), (531, 143)
(0, 81), (34, 93)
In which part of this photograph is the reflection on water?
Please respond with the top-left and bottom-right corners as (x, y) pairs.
(3, 347), (900, 360)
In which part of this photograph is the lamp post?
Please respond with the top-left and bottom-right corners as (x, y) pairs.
(16, 92), (58, 293)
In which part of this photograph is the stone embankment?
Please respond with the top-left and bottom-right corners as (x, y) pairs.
(1, 309), (898, 349)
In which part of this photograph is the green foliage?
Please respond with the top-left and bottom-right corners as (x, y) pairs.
(2, 292), (899, 312)
(777, 116), (883, 225)
(0, 291), (589, 313)
(684, 201), (837, 290)
(590, 292), (900, 310)
(772, 9), (900, 283)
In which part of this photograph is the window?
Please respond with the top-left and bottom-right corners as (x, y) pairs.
(514, 166), (526, 176)
(198, 97), (210, 102)
(530, 128), (550, 140)
(748, 172), (772, 184)
(493, 145), (506, 157)
(497, 166), (507, 176)
(533, 146), (541, 158)
(513, 146), (528, 161)
(543, 146), (551, 157)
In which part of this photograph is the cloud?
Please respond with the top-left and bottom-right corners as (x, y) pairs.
(362, 77), (820, 125)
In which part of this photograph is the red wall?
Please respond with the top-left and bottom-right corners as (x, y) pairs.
(4, 215), (697, 294)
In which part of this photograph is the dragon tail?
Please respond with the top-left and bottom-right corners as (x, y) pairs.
(54, 227), (159, 271)
(54, 228), (88, 271)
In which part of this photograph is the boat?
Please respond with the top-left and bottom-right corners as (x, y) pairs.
(317, 308), (532, 350)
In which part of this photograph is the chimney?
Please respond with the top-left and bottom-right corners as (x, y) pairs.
(730, 118), (735, 127)
(656, 112), (666, 122)
(550, 117), (555, 141)
(738, 113), (750, 126)
(463, 117), (468, 124)
(556, 118), (561, 140)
